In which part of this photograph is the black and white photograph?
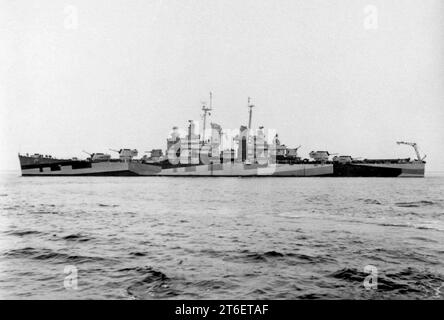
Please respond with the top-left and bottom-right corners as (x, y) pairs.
(1, 0), (443, 310)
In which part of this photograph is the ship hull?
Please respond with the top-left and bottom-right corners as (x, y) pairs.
(20, 157), (334, 177)
(131, 162), (334, 177)
(21, 163), (137, 176)
(20, 156), (135, 176)
(19, 155), (425, 177)
(331, 162), (425, 177)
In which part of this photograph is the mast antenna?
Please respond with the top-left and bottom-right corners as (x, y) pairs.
(202, 92), (213, 142)
(247, 97), (255, 129)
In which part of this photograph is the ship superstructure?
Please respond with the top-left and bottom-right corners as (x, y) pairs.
(18, 96), (426, 177)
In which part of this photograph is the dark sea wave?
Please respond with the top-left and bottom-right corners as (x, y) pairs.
(123, 266), (178, 299)
(3, 247), (110, 264)
(358, 198), (383, 205)
(61, 234), (92, 242)
(330, 267), (444, 297)
(6, 230), (43, 237)
(395, 200), (436, 208)
(0, 174), (443, 299)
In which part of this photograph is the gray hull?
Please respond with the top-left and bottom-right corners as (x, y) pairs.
(19, 155), (425, 177)
(20, 158), (334, 177)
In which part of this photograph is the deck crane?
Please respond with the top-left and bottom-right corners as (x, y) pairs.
(396, 141), (426, 161)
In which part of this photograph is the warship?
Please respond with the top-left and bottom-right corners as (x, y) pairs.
(18, 96), (426, 177)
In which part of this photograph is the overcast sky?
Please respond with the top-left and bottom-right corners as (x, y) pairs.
(1, 0), (443, 171)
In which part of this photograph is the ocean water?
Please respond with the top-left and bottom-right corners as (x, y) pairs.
(0, 173), (443, 300)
